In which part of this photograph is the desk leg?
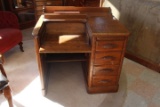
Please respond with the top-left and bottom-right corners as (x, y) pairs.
(34, 38), (48, 95)
(41, 54), (52, 96)
(37, 54), (48, 96)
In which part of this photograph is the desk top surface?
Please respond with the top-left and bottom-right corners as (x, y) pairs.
(33, 6), (129, 37)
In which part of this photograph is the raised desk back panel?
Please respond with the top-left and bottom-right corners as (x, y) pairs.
(46, 22), (86, 35)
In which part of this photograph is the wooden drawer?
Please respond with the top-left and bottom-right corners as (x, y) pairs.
(96, 40), (124, 51)
(87, 85), (118, 93)
(93, 65), (119, 76)
(35, 1), (62, 6)
(92, 76), (117, 87)
(94, 51), (122, 65)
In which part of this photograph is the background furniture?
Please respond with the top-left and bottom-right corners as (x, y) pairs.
(0, 54), (13, 107)
(34, 0), (102, 20)
(0, 0), (101, 28)
(0, 11), (24, 56)
(0, 0), (35, 29)
(33, 6), (129, 95)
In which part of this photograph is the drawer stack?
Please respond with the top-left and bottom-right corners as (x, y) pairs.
(88, 36), (126, 93)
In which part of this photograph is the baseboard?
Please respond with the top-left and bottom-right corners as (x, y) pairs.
(125, 51), (160, 73)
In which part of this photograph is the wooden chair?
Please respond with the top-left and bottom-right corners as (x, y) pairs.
(0, 54), (13, 107)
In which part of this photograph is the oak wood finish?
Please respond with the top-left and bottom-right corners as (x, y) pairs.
(32, 6), (129, 95)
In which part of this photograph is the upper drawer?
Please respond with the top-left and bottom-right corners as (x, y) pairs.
(94, 51), (122, 65)
(96, 40), (124, 51)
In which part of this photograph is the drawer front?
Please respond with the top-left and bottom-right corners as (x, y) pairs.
(96, 40), (124, 51)
(92, 76), (117, 87)
(36, 1), (62, 6)
(94, 52), (122, 65)
(93, 65), (119, 76)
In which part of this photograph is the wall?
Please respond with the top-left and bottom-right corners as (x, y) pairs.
(102, 0), (160, 70)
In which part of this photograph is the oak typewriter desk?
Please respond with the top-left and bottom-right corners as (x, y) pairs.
(32, 6), (129, 95)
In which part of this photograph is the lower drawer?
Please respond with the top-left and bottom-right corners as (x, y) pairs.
(92, 76), (117, 87)
(93, 65), (119, 76)
(87, 85), (119, 93)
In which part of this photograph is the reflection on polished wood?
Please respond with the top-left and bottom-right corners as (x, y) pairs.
(32, 6), (129, 95)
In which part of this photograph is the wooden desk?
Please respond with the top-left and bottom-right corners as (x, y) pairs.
(32, 6), (129, 95)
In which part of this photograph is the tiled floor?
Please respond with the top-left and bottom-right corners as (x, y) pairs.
(122, 59), (160, 107)
(0, 28), (160, 107)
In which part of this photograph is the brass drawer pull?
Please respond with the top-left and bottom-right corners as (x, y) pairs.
(99, 80), (110, 83)
(102, 56), (115, 60)
(99, 68), (113, 72)
(103, 44), (117, 49)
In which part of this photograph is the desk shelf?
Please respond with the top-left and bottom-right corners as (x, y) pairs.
(39, 41), (91, 53)
(45, 53), (88, 62)
(39, 21), (91, 53)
